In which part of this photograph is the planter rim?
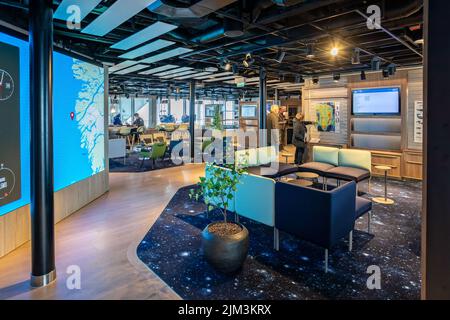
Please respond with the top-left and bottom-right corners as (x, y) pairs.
(204, 222), (248, 240)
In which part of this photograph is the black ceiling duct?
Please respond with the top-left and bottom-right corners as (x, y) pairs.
(148, 0), (238, 18)
(223, 18), (244, 38)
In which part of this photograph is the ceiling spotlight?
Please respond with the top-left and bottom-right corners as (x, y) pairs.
(275, 50), (286, 63)
(232, 64), (239, 75)
(351, 48), (361, 65)
(306, 43), (315, 58)
(371, 56), (381, 71)
(382, 69), (389, 78)
(330, 46), (339, 57)
(295, 75), (304, 84)
(333, 73), (341, 82)
(387, 63), (397, 76)
(243, 53), (255, 68)
(220, 59), (232, 71)
(125, 93), (130, 99)
(360, 70), (366, 81)
(312, 76), (319, 84)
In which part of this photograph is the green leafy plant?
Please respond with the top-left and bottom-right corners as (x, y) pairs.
(211, 105), (223, 131)
(190, 163), (246, 223)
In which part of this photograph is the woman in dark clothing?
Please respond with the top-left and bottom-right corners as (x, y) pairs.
(292, 113), (314, 165)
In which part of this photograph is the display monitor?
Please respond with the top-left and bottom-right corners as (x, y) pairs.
(0, 31), (105, 216)
(241, 104), (257, 118)
(352, 87), (400, 115)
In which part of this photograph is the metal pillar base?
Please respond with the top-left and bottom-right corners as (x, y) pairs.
(31, 269), (56, 288)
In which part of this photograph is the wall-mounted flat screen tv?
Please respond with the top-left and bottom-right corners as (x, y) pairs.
(352, 87), (401, 115)
(241, 104), (257, 118)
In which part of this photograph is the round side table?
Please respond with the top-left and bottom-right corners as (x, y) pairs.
(281, 153), (293, 164)
(296, 172), (319, 182)
(288, 179), (313, 187)
(373, 165), (395, 205)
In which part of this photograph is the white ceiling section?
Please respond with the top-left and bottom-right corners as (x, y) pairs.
(204, 76), (237, 83)
(114, 64), (149, 75)
(118, 39), (175, 59)
(54, 0), (102, 21)
(154, 67), (193, 77)
(138, 65), (179, 75)
(160, 70), (199, 79)
(138, 47), (193, 64)
(82, 0), (157, 36)
(111, 21), (178, 50)
(175, 72), (212, 80)
(194, 72), (234, 80)
(108, 60), (139, 73)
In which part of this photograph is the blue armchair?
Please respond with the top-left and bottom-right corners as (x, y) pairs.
(275, 181), (357, 272)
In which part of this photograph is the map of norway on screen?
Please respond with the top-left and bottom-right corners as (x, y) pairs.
(53, 54), (105, 191)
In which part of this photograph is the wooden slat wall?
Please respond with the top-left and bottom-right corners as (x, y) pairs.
(0, 170), (109, 258)
(407, 68), (424, 150)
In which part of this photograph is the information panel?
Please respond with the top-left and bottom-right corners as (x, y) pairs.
(0, 40), (21, 207)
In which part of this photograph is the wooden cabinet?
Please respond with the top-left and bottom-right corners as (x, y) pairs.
(371, 151), (402, 178)
(403, 149), (423, 180)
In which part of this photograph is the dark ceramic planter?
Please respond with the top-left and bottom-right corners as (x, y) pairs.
(201, 222), (249, 273)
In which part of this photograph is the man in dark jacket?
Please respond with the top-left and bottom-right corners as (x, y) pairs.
(292, 113), (315, 165)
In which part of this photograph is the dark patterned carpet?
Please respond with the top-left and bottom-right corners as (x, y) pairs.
(137, 177), (421, 300)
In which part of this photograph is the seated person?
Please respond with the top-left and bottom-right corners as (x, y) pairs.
(113, 113), (122, 126)
(131, 113), (145, 143)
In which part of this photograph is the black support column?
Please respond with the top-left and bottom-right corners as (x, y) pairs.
(422, 0), (450, 299)
(189, 81), (196, 160)
(259, 68), (267, 146)
(29, 0), (56, 287)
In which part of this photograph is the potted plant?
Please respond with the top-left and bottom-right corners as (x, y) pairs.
(190, 163), (249, 273)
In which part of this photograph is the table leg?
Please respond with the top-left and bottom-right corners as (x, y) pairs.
(384, 170), (388, 201)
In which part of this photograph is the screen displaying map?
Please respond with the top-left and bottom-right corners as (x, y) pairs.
(53, 53), (105, 191)
(0, 31), (105, 216)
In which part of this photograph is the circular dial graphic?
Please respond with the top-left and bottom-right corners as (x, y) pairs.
(0, 69), (15, 101)
(0, 165), (16, 200)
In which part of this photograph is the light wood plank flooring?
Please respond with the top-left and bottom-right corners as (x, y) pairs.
(0, 164), (205, 300)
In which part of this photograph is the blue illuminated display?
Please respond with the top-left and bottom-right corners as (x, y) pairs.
(0, 31), (105, 216)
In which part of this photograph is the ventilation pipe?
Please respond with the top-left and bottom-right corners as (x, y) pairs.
(148, 0), (238, 18)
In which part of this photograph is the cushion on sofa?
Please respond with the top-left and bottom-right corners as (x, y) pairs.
(326, 166), (371, 182)
(313, 146), (339, 166)
(338, 149), (371, 172)
(356, 197), (372, 219)
(299, 161), (335, 175)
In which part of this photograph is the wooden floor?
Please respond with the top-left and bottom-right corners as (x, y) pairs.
(0, 164), (205, 300)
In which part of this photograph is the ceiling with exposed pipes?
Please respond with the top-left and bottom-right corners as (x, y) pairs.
(0, 0), (423, 99)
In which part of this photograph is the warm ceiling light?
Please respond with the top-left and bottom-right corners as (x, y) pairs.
(330, 47), (339, 57)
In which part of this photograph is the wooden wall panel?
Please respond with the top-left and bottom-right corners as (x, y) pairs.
(0, 170), (108, 258)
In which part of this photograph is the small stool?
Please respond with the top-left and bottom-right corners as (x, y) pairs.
(296, 172), (319, 182)
(281, 153), (293, 163)
(373, 165), (395, 205)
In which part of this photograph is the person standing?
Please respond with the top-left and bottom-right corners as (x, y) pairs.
(266, 105), (280, 147)
(292, 113), (315, 165)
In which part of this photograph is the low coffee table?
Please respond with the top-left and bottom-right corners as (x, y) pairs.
(373, 165), (395, 205)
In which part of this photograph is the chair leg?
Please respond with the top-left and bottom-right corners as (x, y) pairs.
(324, 249), (329, 273)
(368, 211), (372, 234)
(349, 231), (353, 252)
(323, 177), (327, 190)
(274, 228), (279, 251)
